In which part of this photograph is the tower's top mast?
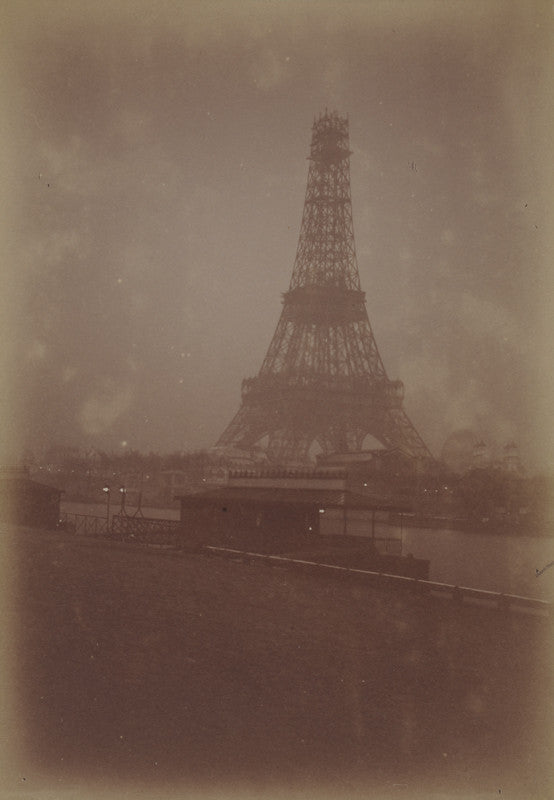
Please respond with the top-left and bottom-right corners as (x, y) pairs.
(308, 110), (352, 165)
(289, 109), (361, 292)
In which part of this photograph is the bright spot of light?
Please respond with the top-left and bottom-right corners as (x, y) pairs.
(27, 340), (47, 362)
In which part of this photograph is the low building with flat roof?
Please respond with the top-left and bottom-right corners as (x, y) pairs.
(0, 466), (63, 529)
(177, 466), (411, 553)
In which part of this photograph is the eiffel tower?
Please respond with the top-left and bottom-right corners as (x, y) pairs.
(216, 110), (431, 465)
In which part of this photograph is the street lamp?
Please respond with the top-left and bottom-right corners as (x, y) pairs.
(102, 485), (110, 528)
(119, 486), (127, 515)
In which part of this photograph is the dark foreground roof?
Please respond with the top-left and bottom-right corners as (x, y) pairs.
(177, 486), (410, 512)
(0, 477), (63, 496)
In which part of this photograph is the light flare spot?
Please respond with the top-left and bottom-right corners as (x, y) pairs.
(62, 366), (78, 383)
(79, 384), (134, 435)
(27, 340), (47, 362)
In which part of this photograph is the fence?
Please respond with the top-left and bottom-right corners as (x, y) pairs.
(204, 546), (552, 618)
(58, 512), (108, 537)
(58, 512), (183, 545)
(111, 514), (183, 545)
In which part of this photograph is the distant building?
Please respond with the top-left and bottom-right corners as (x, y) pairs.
(0, 466), (62, 528)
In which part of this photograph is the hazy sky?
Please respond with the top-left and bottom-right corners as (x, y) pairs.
(2, 1), (553, 469)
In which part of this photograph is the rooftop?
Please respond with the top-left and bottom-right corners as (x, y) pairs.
(178, 486), (410, 512)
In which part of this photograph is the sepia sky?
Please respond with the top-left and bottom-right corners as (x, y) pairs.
(1, 1), (553, 470)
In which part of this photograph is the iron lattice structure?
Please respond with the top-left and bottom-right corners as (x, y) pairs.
(217, 110), (431, 464)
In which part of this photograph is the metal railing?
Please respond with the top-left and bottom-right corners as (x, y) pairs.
(58, 512), (183, 545)
(204, 546), (552, 618)
(58, 513), (108, 537)
(111, 514), (183, 545)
